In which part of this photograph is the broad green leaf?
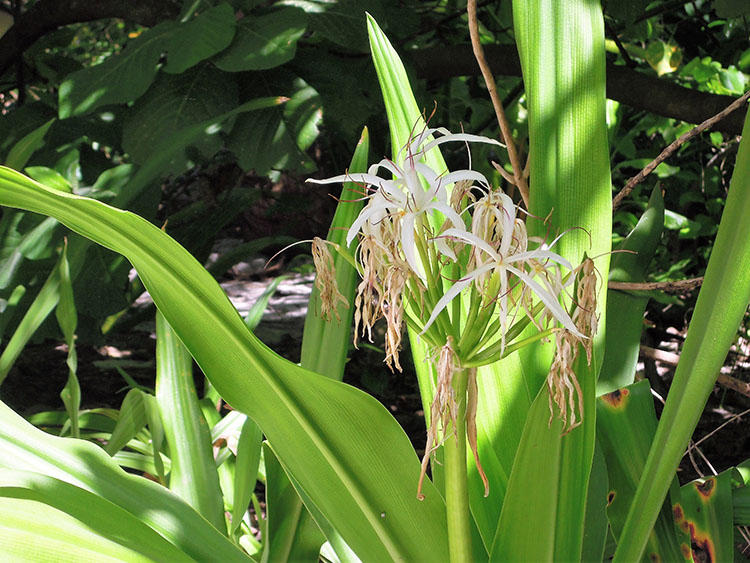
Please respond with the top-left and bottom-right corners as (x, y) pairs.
(596, 381), (686, 560)
(156, 312), (225, 531)
(306, 0), (380, 52)
(121, 65), (239, 166)
(598, 187), (664, 394)
(163, 3), (236, 74)
(59, 22), (176, 118)
(614, 98), (750, 562)
(226, 108), (315, 176)
(678, 469), (736, 562)
(59, 6), (237, 117)
(0, 469), (192, 561)
(0, 400), (249, 560)
(581, 442), (609, 562)
(0, 166), (449, 561)
(0, 496), (156, 562)
(214, 7), (307, 71)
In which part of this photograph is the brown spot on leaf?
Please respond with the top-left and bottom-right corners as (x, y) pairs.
(607, 490), (616, 506)
(673, 503), (684, 522)
(690, 528), (715, 563)
(601, 388), (629, 408)
(695, 477), (716, 499)
(680, 543), (692, 560)
(649, 552), (661, 562)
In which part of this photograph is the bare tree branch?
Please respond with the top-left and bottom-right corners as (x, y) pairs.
(410, 44), (747, 136)
(0, 0), (181, 77)
(613, 89), (750, 209)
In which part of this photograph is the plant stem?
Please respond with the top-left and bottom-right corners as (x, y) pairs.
(443, 367), (473, 562)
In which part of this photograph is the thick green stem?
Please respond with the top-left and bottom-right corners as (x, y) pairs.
(444, 367), (473, 562)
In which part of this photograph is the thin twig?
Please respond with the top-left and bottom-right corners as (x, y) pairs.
(685, 407), (750, 457)
(613, 89), (750, 210)
(641, 345), (750, 399)
(466, 0), (529, 208)
(608, 277), (703, 293)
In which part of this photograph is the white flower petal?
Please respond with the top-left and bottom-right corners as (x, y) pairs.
(505, 264), (582, 336)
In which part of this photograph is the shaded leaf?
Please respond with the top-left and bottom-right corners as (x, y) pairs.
(214, 7), (307, 71)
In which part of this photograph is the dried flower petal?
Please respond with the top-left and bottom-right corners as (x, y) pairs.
(311, 237), (348, 322)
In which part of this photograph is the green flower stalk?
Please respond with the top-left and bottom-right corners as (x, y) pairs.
(308, 126), (595, 498)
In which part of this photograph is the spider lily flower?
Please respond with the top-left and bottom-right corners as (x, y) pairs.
(421, 226), (582, 343)
(308, 129), (502, 282)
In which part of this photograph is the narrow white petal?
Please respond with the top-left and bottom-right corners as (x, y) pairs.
(420, 268), (488, 334)
(400, 215), (424, 281)
(346, 200), (395, 245)
(441, 228), (501, 262)
(506, 264), (582, 336)
(307, 172), (384, 186)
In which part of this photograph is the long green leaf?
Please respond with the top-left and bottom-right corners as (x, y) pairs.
(0, 166), (449, 561)
(614, 99), (750, 561)
(156, 311), (225, 531)
(0, 469), (192, 561)
(596, 380), (686, 560)
(493, 1), (612, 560)
(301, 127), (369, 380)
(598, 187), (664, 394)
(0, 400), (249, 560)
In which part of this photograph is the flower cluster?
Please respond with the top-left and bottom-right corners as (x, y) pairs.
(308, 126), (596, 497)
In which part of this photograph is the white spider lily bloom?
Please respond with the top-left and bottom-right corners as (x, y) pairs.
(422, 227), (582, 339)
(307, 130), (502, 281)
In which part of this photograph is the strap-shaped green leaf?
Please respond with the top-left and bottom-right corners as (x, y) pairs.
(493, 1), (612, 560)
(156, 311), (225, 531)
(0, 165), (449, 561)
(0, 400), (247, 560)
(0, 469), (193, 561)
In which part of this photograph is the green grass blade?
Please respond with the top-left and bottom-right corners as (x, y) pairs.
(4, 118), (55, 170)
(0, 166), (449, 561)
(156, 311), (225, 531)
(613, 103), (750, 561)
(231, 415), (263, 537)
(56, 241), (81, 438)
(262, 443), (325, 561)
(105, 388), (149, 455)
